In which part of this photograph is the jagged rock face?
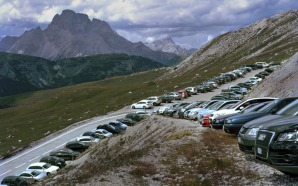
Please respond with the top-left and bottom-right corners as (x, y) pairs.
(145, 37), (196, 56)
(0, 10), (179, 65)
(163, 10), (298, 78)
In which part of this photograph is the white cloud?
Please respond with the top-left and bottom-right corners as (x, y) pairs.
(0, 0), (298, 48)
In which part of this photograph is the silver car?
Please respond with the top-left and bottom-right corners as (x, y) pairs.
(19, 170), (47, 184)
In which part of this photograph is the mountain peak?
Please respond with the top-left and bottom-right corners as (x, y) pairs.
(146, 37), (195, 56)
(48, 9), (91, 32)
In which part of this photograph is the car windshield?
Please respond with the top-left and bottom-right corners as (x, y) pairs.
(276, 100), (298, 116)
(257, 100), (280, 112)
(208, 101), (222, 110)
(43, 163), (51, 169)
(31, 170), (40, 176)
(241, 102), (269, 113)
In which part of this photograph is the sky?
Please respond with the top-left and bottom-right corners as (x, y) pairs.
(0, 0), (298, 49)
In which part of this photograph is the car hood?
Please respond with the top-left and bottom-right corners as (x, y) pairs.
(243, 114), (283, 129)
(227, 111), (269, 124)
(260, 116), (298, 133)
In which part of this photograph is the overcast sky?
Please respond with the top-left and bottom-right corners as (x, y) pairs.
(1, 0), (298, 49)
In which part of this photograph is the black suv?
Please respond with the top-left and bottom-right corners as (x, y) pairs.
(1, 176), (29, 186)
(255, 116), (298, 176)
(40, 156), (66, 168)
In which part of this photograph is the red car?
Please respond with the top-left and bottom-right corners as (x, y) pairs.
(177, 90), (189, 98)
(200, 114), (212, 127)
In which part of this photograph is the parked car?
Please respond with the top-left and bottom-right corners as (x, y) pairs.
(50, 148), (80, 161)
(238, 99), (298, 154)
(40, 156), (66, 168)
(255, 62), (269, 68)
(211, 101), (273, 129)
(195, 85), (207, 93)
(116, 117), (136, 126)
(131, 101), (153, 109)
(109, 121), (128, 131)
(26, 162), (59, 176)
(1, 176), (29, 186)
(210, 97), (277, 121)
(156, 105), (171, 115)
(224, 97), (298, 135)
(125, 113), (145, 122)
(143, 96), (162, 106)
(75, 136), (100, 143)
(165, 92), (182, 100)
(255, 116), (298, 176)
(65, 141), (90, 152)
(92, 129), (113, 138)
(185, 87), (198, 95)
(18, 170), (47, 184)
(249, 77), (262, 83)
(177, 101), (205, 118)
(82, 131), (103, 139)
(219, 92), (243, 100)
(211, 95), (228, 100)
(160, 94), (173, 103)
(177, 89), (189, 98)
(97, 124), (122, 134)
(164, 102), (190, 117)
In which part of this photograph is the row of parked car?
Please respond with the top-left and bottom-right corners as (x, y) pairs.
(153, 62), (298, 176)
(130, 62), (275, 111)
(0, 113), (148, 186)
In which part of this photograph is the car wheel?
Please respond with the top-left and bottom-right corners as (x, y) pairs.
(143, 106), (146, 109)
(132, 106), (135, 109)
(153, 102), (157, 106)
(47, 172), (51, 176)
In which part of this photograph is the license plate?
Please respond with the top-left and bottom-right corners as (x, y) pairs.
(238, 137), (242, 143)
(257, 147), (262, 155)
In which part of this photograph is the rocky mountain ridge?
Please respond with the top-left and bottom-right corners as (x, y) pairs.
(0, 10), (180, 66)
(145, 37), (196, 56)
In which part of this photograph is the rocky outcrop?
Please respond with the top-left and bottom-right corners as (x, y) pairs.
(145, 37), (196, 56)
(0, 10), (180, 65)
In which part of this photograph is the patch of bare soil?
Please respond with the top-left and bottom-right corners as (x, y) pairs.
(40, 115), (298, 186)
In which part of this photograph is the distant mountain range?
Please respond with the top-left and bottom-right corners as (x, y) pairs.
(0, 9), (180, 66)
(0, 52), (164, 97)
(145, 37), (196, 56)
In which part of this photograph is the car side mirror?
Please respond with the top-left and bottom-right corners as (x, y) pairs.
(239, 106), (244, 110)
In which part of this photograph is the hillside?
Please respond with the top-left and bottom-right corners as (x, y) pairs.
(161, 10), (298, 81)
(248, 52), (298, 98)
(0, 52), (164, 97)
(43, 115), (297, 186)
(0, 10), (180, 66)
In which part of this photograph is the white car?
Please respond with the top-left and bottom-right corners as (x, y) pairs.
(210, 97), (277, 120)
(185, 87), (198, 94)
(131, 101), (153, 109)
(142, 96), (162, 106)
(76, 136), (100, 143)
(26, 162), (59, 175)
(156, 106), (170, 114)
(249, 77), (262, 83)
(255, 62), (269, 68)
(92, 129), (113, 138)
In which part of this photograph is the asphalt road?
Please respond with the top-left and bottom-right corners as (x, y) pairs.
(0, 68), (264, 181)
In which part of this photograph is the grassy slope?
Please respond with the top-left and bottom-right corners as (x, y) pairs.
(0, 69), (165, 157)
